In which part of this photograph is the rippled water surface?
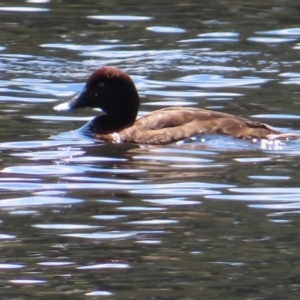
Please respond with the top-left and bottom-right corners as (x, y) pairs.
(1, 1), (300, 299)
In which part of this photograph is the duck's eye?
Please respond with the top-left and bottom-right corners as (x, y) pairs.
(98, 81), (105, 87)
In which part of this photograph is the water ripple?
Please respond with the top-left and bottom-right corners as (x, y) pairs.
(0, 7), (49, 12)
(61, 231), (138, 240)
(257, 28), (300, 36)
(38, 262), (74, 266)
(86, 291), (113, 296)
(77, 263), (130, 270)
(1, 164), (143, 175)
(10, 280), (46, 285)
(146, 26), (186, 33)
(87, 15), (152, 21)
(248, 37), (296, 43)
(126, 219), (178, 225)
(143, 198), (201, 205)
(0, 264), (24, 269)
(33, 224), (102, 230)
(0, 196), (83, 207)
(176, 74), (271, 88)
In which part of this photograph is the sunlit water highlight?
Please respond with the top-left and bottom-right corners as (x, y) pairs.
(0, 1), (300, 299)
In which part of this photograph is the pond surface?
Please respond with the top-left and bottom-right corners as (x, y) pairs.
(0, 0), (300, 299)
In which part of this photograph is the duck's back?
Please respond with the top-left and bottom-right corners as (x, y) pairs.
(118, 107), (281, 145)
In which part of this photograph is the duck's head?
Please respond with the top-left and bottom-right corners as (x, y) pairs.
(53, 66), (140, 124)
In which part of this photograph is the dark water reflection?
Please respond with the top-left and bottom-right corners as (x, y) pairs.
(0, 0), (300, 299)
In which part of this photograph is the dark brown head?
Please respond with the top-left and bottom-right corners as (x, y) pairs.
(54, 66), (140, 128)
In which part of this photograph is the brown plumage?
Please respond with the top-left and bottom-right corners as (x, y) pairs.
(114, 107), (281, 145)
(53, 66), (298, 145)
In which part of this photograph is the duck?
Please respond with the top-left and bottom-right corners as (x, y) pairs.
(53, 66), (298, 145)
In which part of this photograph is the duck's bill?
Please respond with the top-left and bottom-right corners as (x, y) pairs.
(53, 87), (88, 112)
(53, 101), (72, 111)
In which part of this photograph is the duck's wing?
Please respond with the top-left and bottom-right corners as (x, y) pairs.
(119, 107), (282, 145)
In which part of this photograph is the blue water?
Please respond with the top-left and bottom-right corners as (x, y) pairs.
(0, 1), (300, 299)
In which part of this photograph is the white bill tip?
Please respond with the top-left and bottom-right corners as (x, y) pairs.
(53, 102), (71, 111)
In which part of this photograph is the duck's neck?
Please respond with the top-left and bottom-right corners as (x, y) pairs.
(88, 113), (137, 135)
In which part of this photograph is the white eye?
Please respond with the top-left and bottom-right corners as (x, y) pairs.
(99, 81), (105, 87)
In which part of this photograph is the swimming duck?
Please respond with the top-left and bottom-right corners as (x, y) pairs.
(53, 66), (298, 144)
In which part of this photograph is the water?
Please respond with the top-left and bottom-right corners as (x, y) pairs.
(0, 0), (300, 299)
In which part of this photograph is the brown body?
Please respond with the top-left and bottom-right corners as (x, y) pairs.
(96, 107), (281, 144)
